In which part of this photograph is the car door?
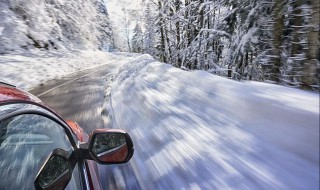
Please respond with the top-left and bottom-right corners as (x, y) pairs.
(0, 112), (83, 190)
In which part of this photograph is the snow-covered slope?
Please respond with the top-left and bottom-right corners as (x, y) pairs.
(0, 51), (133, 90)
(0, 50), (318, 189)
(0, 0), (113, 53)
(110, 55), (319, 189)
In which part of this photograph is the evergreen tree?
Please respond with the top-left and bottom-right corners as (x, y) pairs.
(137, 0), (319, 90)
(143, 1), (157, 55)
(132, 24), (143, 53)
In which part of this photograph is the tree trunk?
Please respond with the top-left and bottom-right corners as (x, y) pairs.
(271, 0), (285, 83)
(185, 0), (191, 47)
(165, 20), (172, 62)
(158, 1), (166, 62)
(291, 0), (303, 58)
(175, 0), (182, 67)
(197, 0), (204, 69)
(302, 0), (320, 89)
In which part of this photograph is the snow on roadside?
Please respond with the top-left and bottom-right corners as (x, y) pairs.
(0, 50), (134, 90)
(110, 55), (319, 190)
(0, 27), (3, 36)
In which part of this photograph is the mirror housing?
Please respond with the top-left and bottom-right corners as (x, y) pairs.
(34, 149), (72, 190)
(80, 129), (134, 165)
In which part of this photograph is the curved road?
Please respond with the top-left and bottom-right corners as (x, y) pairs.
(29, 60), (140, 190)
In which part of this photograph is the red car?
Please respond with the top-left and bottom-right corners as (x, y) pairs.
(0, 81), (134, 190)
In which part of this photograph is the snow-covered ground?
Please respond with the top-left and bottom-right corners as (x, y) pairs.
(0, 50), (134, 90)
(0, 52), (319, 189)
(110, 55), (319, 190)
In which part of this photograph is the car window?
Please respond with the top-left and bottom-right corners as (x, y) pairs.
(0, 114), (81, 190)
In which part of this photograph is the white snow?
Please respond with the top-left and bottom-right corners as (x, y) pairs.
(0, 27), (3, 36)
(0, 50), (134, 90)
(0, 52), (318, 189)
(110, 55), (319, 190)
(0, 0), (112, 53)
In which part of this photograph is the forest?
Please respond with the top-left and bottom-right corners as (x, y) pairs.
(122, 0), (320, 90)
(0, 0), (113, 52)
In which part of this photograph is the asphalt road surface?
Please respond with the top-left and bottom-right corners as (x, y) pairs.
(29, 61), (140, 190)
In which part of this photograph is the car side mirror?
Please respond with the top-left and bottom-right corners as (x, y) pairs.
(80, 129), (134, 164)
(34, 149), (73, 190)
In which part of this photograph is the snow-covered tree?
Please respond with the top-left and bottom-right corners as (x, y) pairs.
(110, 0), (319, 90)
(143, 1), (157, 55)
(131, 24), (143, 53)
(0, 0), (114, 52)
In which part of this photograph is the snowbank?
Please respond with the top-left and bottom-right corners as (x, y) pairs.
(0, 50), (129, 90)
(110, 55), (319, 189)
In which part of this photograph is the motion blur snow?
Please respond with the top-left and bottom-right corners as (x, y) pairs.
(0, 50), (132, 90)
(0, 0), (112, 52)
(0, 52), (318, 189)
(110, 55), (319, 190)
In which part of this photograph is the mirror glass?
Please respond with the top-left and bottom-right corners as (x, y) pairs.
(91, 133), (128, 162)
(36, 154), (70, 189)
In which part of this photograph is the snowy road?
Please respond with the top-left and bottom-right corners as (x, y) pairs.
(29, 56), (141, 190)
(1, 52), (319, 190)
